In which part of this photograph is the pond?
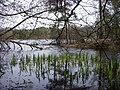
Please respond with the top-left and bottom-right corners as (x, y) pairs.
(0, 40), (120, 90)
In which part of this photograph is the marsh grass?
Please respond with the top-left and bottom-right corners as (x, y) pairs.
(10, 52), (120, 89)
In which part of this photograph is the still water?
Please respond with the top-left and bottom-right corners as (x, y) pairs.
(0, 40), (120, 90)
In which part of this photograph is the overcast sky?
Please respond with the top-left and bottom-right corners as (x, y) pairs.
(0, 0), (99, 29)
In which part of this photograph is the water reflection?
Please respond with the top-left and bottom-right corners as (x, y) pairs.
(0, 40), (120, 90)
(8, 52), (120, 90)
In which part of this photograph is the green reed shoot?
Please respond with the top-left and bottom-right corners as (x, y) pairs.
(47, 54), (51, 68)
(26, 54), (29, 66)
(10, 54), (17, 66)
(54, 54), (57, 79)
(29, 61), (33, 72)
(20, 55), (25, 71)
(33, 54), (36, 66)
(43, 54), (45, 61)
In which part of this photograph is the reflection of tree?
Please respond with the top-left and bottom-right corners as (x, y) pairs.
(0, 63), (5, 77)
(0, 53), (5, 77)
(10, 53), (120, 89)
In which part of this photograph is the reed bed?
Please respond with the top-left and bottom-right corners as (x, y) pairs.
(10, 52), (120, 89)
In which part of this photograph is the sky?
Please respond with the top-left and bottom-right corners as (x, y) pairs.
(0, 0), (99, 29)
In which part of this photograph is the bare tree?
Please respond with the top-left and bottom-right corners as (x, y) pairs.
(0, 0), (119, 51)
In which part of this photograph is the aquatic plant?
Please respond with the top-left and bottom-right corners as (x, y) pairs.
(20, 55), (26, 71)
(9, 52), (120, 90)
(10, 54), (17, 66)
(53, 54), (57, 79)
(33, 54), (36, 66)
(26, 54), (30, 66)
